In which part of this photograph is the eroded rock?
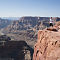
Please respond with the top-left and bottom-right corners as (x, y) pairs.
(33, 25), (60, 60)
(0, 41), (33, 60)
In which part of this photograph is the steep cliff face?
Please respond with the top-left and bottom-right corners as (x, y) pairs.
(0, 41), (33, 60)
(33, 24), (60, 60)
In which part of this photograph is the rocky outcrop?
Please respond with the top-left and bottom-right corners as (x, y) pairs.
(33, 24), (60, 60)
(0, 41), (33, 60)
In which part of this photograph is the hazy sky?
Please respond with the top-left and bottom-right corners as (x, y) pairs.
(0, 0), (60, 17)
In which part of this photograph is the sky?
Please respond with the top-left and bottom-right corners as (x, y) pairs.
(0, 0), (60, 17)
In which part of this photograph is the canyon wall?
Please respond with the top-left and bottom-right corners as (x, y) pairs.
(0, 41), (33, 60)
(33, 24), (60, 60)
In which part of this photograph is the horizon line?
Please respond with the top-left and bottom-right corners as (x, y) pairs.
(0, 16), (60, 18)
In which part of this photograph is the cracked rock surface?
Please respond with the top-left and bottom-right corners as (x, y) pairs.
(33, 24), (60, 60)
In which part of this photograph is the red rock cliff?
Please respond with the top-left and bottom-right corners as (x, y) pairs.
(33, 24), (60, 60)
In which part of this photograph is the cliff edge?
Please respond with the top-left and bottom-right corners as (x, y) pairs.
(33, 22), (60, 60)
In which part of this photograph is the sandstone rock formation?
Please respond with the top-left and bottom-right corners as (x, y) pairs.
(33, 24), (60, 60)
